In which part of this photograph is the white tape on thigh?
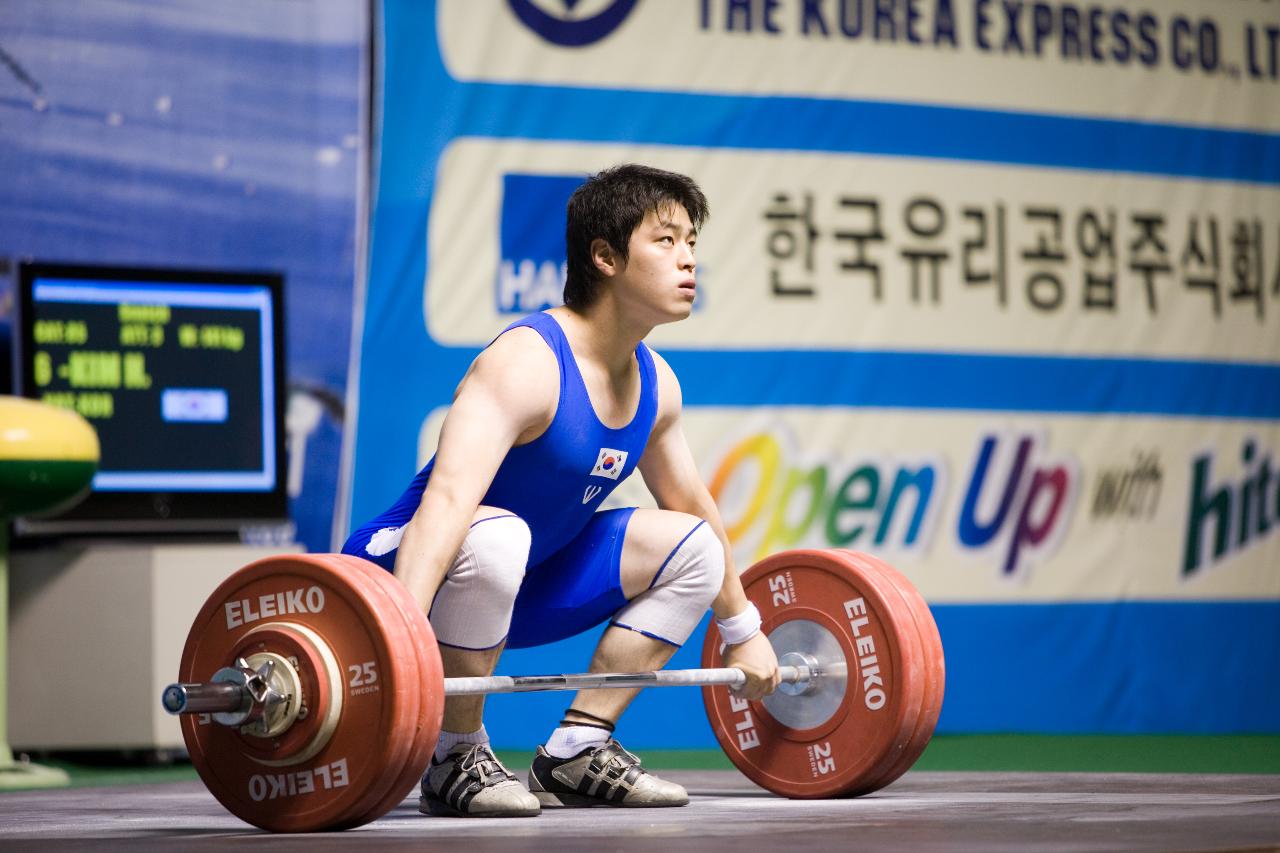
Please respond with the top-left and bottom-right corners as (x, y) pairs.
(429, 514), (531, 650)
(611, 521), (725, 647)
(365, 524), (405, 557)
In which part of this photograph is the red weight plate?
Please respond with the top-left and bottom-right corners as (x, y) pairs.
(774, 554), (929, 797)
(318, 555), (425, 830)
(702, 548), (930, 798)
(838, 552), (945, 794)
(178, 554), (422, 832)
(833, 551), (945, 794)
(284, 554), (424, 829)
(332, 556), (444, 829)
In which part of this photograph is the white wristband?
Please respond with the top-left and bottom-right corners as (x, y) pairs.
(716, 603), (762, 646)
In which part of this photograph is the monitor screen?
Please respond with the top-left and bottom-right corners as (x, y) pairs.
(13, 262), (287, 534)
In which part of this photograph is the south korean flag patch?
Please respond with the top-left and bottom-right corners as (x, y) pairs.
(590, 447), (628, 480)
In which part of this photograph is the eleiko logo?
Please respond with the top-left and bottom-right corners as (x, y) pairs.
(506, 0), (639, 47)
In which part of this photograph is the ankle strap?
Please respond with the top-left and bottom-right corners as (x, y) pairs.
(560, 707), (616, 732)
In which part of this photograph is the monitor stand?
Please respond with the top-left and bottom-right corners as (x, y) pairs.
(7, 539), (301, 757)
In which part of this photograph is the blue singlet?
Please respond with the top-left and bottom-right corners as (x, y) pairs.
(342, 311), (661, 647)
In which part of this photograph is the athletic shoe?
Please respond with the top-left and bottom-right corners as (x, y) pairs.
(528, 739), (689, 808)
(420, 742), (541, 817)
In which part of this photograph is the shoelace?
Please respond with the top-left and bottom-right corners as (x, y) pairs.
(457, 744), (514, 784)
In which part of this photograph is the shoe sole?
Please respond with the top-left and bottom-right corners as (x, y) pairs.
(532, 790), (688, 809)
(418, 796), (540, 818)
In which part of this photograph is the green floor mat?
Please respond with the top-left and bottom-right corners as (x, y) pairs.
(4, 736), (1276, 792)
(912, 735), (1280, 775)
(498, 736), (1280, 775)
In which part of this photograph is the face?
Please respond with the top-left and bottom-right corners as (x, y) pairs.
(595, 203), (698, 325)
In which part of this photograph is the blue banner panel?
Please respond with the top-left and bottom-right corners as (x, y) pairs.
(932, 602), (1280, 734)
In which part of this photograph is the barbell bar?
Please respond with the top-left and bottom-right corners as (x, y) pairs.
(163, 657), (827, 718)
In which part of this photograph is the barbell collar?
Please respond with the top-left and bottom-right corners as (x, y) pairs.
(162, 681), (250, 715)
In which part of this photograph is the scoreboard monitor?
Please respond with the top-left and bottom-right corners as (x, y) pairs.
(13, 262), (287, 535)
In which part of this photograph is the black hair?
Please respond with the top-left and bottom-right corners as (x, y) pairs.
(563, 164), (709, 311)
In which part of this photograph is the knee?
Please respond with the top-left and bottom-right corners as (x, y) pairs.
(610, 520), (724, 648)
(450, 514), (531, 603)
(658, 521), (724, 607)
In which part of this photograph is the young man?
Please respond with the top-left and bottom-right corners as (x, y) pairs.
(343, 164), (780, 817)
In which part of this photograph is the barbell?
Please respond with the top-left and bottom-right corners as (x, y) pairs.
(163, 548), (945, 832)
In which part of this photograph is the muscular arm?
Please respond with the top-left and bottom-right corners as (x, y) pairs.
(636, 362), (743, 619)
(392, 328), (557, 611)
(637, 352), (779, 698)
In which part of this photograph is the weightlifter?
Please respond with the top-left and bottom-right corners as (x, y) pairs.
(342, 164), (780, 817)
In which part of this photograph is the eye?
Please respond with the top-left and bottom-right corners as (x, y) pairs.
(659, 236), (674, 245)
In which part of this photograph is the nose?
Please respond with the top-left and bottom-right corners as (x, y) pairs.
(678, 241), (695, 272)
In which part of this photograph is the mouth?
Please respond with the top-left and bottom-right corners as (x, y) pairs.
(678, 280), (697, 296)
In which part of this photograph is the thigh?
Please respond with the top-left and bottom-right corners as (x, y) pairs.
(505, 507), (708, 648)
(506, 507), (636, 648)
(617, 508), (708, 598)
(341, 504), (517, 573)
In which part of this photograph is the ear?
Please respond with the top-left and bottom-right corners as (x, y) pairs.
(590, 237), (621, 278)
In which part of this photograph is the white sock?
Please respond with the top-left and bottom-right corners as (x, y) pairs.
(434, 726), (488, 763)
(544, 725), (610, 760)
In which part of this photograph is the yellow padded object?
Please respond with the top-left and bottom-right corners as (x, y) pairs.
(0, 397), (100, 518)
(0, 396), (100, 463)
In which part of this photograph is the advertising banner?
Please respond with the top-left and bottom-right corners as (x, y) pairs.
(358, 0), (1280, 739)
